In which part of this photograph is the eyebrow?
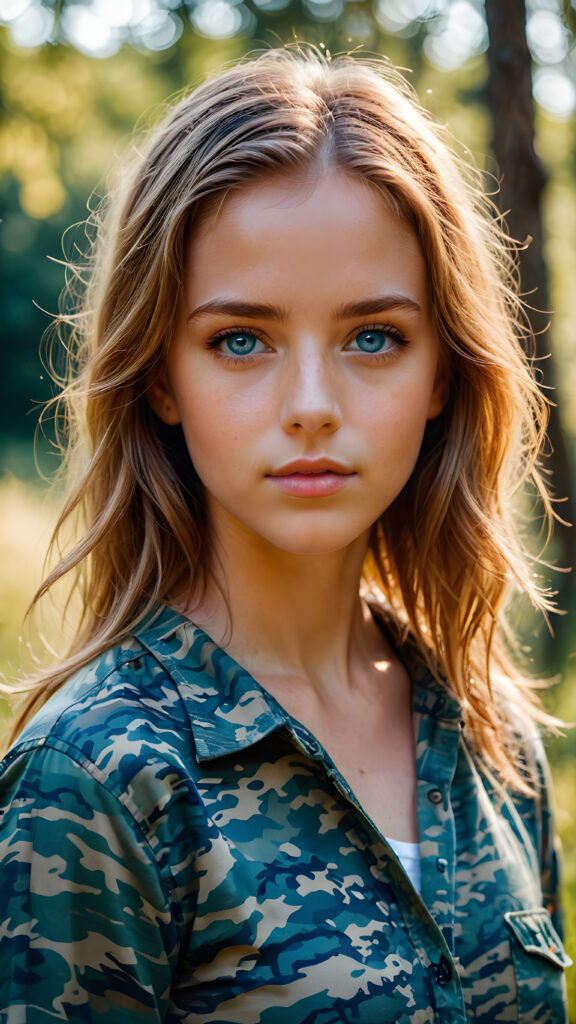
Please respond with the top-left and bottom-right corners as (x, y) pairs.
(334, 294), (422, 318)
(187, 299), (287, 323)
(186, 292), (421, 324)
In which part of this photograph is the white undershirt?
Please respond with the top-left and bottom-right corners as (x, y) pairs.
(386, 837), (422, 893)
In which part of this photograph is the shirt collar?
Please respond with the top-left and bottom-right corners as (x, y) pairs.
(134, 604), (462, 763)
(134, 605), (288, 761)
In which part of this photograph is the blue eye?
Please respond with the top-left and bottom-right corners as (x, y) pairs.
(207, 328), (270, 362)
(345, 325), (408, 355)
(353, 329), (395, 353)
(222, 332), (260, 356)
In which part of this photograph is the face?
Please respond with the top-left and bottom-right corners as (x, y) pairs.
(149, 171), (448, 557)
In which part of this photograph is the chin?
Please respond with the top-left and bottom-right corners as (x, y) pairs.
(262, 527), (370, 557)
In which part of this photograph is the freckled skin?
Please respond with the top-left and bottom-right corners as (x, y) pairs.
(150, 171), (447, 557)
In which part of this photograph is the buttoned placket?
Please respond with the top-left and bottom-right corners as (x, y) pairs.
(283, 695), (467, 1024)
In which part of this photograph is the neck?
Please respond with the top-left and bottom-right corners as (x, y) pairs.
(176, 519), (385, 697)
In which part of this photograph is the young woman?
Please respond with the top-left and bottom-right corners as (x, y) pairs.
(0, 48), (570, 1023)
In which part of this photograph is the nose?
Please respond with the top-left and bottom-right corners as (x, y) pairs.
(279, 349), (343, 436)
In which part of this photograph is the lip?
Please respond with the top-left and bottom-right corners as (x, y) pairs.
(269, 458), (353, 476)
(266, 458), (356, 497)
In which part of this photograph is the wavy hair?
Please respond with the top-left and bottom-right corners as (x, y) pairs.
(7, 47), (558, 785)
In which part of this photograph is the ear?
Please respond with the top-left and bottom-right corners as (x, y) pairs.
(145, 374), (182, 426)
(427, 359), (450, 420)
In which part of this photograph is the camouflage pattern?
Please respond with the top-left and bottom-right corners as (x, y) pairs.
(0, 604), (570, 1022)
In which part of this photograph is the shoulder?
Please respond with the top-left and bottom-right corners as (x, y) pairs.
(7, 635), (185, 756)
(0, 628), (211, 897)
(1, 632), (195, 825)
(0, 640), (190, 1008)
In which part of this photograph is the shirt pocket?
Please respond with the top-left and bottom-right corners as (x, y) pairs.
(505, 908), (572, 1023)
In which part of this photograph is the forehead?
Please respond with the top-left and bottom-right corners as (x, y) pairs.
(184, 171), (429, 309)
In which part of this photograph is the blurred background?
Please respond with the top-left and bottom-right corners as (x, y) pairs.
(1, 0), (575, 1004)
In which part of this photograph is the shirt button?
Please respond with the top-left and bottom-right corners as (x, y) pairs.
(436, 857), (448, 873)
(427, 788), (443, 805)
(431, 954), (452, 986)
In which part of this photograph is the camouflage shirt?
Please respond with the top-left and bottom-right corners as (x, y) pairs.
(0, 604), (571, 1022)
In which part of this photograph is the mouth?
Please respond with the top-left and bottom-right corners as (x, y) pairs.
(269, 458), (353, 477)
(266, 460), (356, 497)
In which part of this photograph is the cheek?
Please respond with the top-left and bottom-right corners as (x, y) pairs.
(365, 383), (432, 444)
(367, 399), (433, 495)
(176, 384), (260, 475)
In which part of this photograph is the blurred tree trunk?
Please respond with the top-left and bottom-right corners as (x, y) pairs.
(485, 0), (575, 614)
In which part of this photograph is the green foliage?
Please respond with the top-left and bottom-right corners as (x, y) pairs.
(0, 24), (248, 467)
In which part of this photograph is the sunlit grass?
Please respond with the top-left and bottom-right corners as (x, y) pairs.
(0, 476), (57, 723)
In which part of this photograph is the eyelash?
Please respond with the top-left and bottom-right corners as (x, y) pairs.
(348, 323), (409, 358)
(205, 327), (269, 366)
(205, 323), (410, 364)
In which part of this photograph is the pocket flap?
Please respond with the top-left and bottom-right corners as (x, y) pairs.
(505, 908), (573, 970)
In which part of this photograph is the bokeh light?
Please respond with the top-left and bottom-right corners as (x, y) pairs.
(134, 10), (183, 50)
(1, 0), (32, 20)
(6, 3), (54, 46)
(533, 66), (576, 118)
(375, 0), (443, 34)
(527, 9), (569, 64)
(423, 1), (487, 70)
(304, 0), (345, 22)
(252, 0), (291, 10)
(191, 0), (254, 39)
(60, 3), (124, 57)
(0, 1), (575, 114)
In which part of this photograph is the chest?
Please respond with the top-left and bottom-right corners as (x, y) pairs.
(165, 731), (568, 1024)
(260, 663), (418, 842)
(305, 706), (419, 843)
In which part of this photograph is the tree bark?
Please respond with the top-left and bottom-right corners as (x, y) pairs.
(485, 0), (575, 613)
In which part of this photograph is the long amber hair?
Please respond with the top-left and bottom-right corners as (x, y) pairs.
(7, 48), (558, 784)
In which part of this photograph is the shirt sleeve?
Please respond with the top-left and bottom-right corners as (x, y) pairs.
(0, 742), (179, 1023)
